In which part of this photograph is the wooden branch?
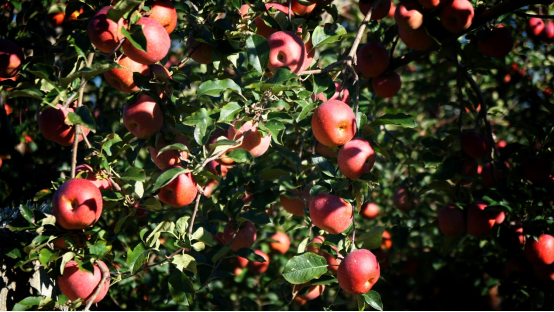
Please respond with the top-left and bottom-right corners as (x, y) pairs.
(515, 12), (554, 19)
(84, 262), (110, 311)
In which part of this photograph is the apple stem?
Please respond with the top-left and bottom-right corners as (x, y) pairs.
(84, 261), (110, 311)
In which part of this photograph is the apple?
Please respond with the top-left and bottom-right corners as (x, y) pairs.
(311, 100), (357, 147)
(388, 3), (396, 18)
(186, 34), (215, 64)
(158, 165), (198, 208)
(292, 0), (317, 15)
(394, 0), (424, 30)
(87, 6), (127, 53)
(103, 55), (151, 93)
(356, 42), (389, 78)
(504, 254), (529, 277)
(37, 104), (91, 146)
(149, 0), (177, 34)
(478, 25), (513, 58)
(294, 284), (325, 301)
(337, 137), (376, 179)
(122, 93), (164, 139)
(360, 202), (379, 220)
(236, 255), (249, 268)
(439, 0), (474, 33)
(337, 249), (380, 294)
(359, 0), (392, 20)
(122, 17), (171, 65)
(203, 179), (219, 198)
(397, 24), (434, 50)
(479, 161), (508, 188)
(150, 131), (190, 170)
(495, 211), (505, 224)
(512, 224), (525, 245)
(280, 189), (307, 216)
(253, 3), (291, 39)
(222, 221), (257, 251)
(0, 38), (24, 78)
(438, 205), (465, 236)
(307, 235), (341, 275)
(66, 8), (83, 22)
(315, 142), (338, 158)
(417, 0), (443, 9)
(48, 12), (65, 26)
(533, 263), (554, 281)
(523, 156), (550, 183)
(381, 230), (392, 250)
(309, 193), (353, 234)
(393, 187), (416, 211)
(300, 39), (316, 72)
(466, 202), (497, 237)
(267, 30), (307, 74)
(453, 157), (477, 185)
(372, 72), (402, 97)
(269, 232), (291, 254)
(247, 250), (270, 274)
(227, 120), (272, 158)
(543, 21), (554, 43)
(525, 234), (554, 265)
(461, 130), (491, 159)
(527, 18), (545, 37)
(52, 178), (103, 230)
(313, 82), (351, 104)
(58, 260), (110, 303)
(53, 234), (90, 250)
(75, 164), (112, 191)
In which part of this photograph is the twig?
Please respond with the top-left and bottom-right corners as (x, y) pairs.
(514, 11), (554, 19)
(350, 218), (356, 253)
(389, 35), (399, 61)
(299, 59), (347, 75)
(84, 262), (110, 311)
(105, 39), (125, 60)
(288, 0), (292, 23)
(187, 193), (203, 239)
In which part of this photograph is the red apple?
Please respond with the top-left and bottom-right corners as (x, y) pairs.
(291, 0), (317, 15)
(438, 205), (465, 236)
(122, 93), (164, 139)
(313, 82), (351, 104)
(149, 131), (190, 170)
(52, 178), (103, 230)
(315, 142), (338, 158)
(307, 235), (341, 275)
(393, 187), (416, 211)
(254, 3), (291, 39)
(280, 189), (307, 216)
(381, 230), (392, 250)
(222, 221), (257, 251)
(236, 255), (249, 268)
(525, 234), (554, 265)
(37, 104), (91, 146)
(523, 156), (550, 183)
(461, 130), (491, 159)
(495, 211), (505, 224)
(48, 12), (65, 26)
(75, 164), (112, 191)
(247, 249), (270, 274)
(0, 39), (24, 78)
(337, 137), (376, 179)
(269, 232), (291, 254)
(397, 25), (434, 50)
(478, 25), (513, 58)
(337, 249), (380, 294)
(186, 34), (215, 64)
(417, 0), (443, 9)
(439, 0), (474, 33)
(309, 193), (353, 234)
(388, 3), (397, 18)
(58, 260), (110, 303)
(300, 39), (316, 72)
(267, 30), (307, 74)
(479, 161), (508, 188)
(311, 100), (356, 147)
(372, 72), (402, 97)
(87, 6), (126, 53)
(158, 166), (198, 208)
(543, 21), (554, 43)
(360, 202), (379, 220)
(356, 42), (389, 78)
(53, 234), (90, 250)
(359, 0), (392, 20)
(122, 17), (171, 65)
(395, 0), (424, 30)
(149, 0), (177, 34)
(103, 55), (151, 93)
(294, 283), (325, 301)
(527, 17), (545, 38)
(466, 202), (497, 237)
(227, 120), (271, 158)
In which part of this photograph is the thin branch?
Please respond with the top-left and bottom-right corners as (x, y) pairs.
(105, 39), (125, 60)
(187, 193), (203, 239)
(84, 262), (110, 311)
(299, 59), (347, 75)
(288, 0), (292, 23)
(350, 219), (356, 253)
(514, 11), (554, 19)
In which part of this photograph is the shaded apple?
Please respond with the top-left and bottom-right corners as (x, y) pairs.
(0, 38), (24, 78)
(269, 232), (291, 254)
(227, 120), (271, 158)
(149, 131), (190, 170)
(149, 0), (177, 34)
(395, 0), (424, 30)
(381, 230), (392, 250)
(294, 283), (325, 301)
(438, 205), (465, 236)
(279, 189), (307, 216)
(315, 142), (338, 158)
(360, 202), (379, 220)
(247, 249), (270, 274)
(397, 25), (434, 50)
(359, 0), (392, 20)
(478, 25), (513, 58)
(52, 178), (103, 230)
(466, 202), (497, 237)
(461, 130), (490, 159)
(309, 193), (353, 234)
(337, 249), (380, 294)
(393, 187), (416, 211)
(222, 221), (257, 251)
(307, 235), (341, 275)
(356, 42), (389, 78)
(291, 0), (317, 15)
(37, 104), (91, 146)
(525, 234), (554, 265)
(543, 21), (554, 43)
(372, 72), (402, 98)
(313, 82), (350, 104)
(417, 0), (443, 9)
(479, 161), (509, 188)
(439, 0), (474, 33)
(75, 164), (112, 191)
(87, 6), (126, 53)
(122, 93), (164, 139)
(186, 34), (215, 64)
(253, 3), (292, 39)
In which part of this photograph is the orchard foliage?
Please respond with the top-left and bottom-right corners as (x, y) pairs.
(1, 0), (554, 310)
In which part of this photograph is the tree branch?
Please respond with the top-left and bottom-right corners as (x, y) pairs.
(84, 262), (110, 311)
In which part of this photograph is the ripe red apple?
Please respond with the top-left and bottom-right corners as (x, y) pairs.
(87, 6), (126, 53)
(311, 100), (356, 147)
(417, 0), (443, 9)
(58, 260), (110, 303)
(294, 283), (325, 301)
(478, 25), (513, 58)
(291, 0), (317, 15)
(439, 0), (474, 33)
(479, 161), (508, 188)
(37, 104), (91, 146)
(495, 211), (505, 224)
(393, 187), (416, 211)
(337, 249), (380, 294)
(52, 178), (103, 230)
(236, 255), (249, 268)
(300, 39), (316, 72)
(309, 193), (353, 234)
(395, 0), (424, 30)
(381, 230), (392, 250)
(269, 232), (291, 254)
(523, 156), (550, 183)
(512, 224), (525, 245)
(122, 17), (171, 65)
(227, 120), (271, 158)
(533, 263), (554, 281)
(48, 12), (65, 26)
(438, 205), (465, 236)
(267, 30), (307, 74)
(149, 0), (177, 34)
(313, 82), (351, 104)
(103, 55), (151, 93)
(543, 21), (554, 43)
(307, 235), (341, 275)
(525, 234), (554, 265)
(253, 3), (291, 39)
(315, 142), (338, 158)
(388, 3), (397, 17)
(527, 17), (545, 37)
(359, 0), (392, 20)
(356, 42), (389, 78)
(372, 72), (402, 98)
(222, 221), (257, 251)
(337, 137), (376, 179)
(0, 39), (24, 78)
(158, 166), (198, 208)
(53, 234), (90, 250)
(360, 202), (379, 220)
(75, 164), (112, 191)
(466, 202), (497, 237)
(186, 34), (215, 64)
(150, 131), (190, 170)
(122, 93), (164, 139)
(280, 189), (307, 216)
(397, 25), (434, 50)
(247, 249), (270, 274)
(461, 130), (491, 159)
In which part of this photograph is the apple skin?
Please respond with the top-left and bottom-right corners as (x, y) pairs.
(388, 3), (396, 17)
(337, 137), (376, 179)
(53, 234), (90, 250)
(247, 249), (270, 274)
(397, 25), (434, 50)
(533, 263), (554, 281)
(52, 178), (103, 230)
(122, 17), (171, 65)
(222, 221), (257, 251)
(360, 202), (379, 220)
(37, 104), (91, 146)
(393, 187), (416, 211)
(478, 25), (513, 58)
(381, 230), (392, 250)
(58, 260), (110, 303)
(309, 193), (353, 235)
(438, 205), (465, 236)
(269, 232), (291, 254)
(279, 189), (307, 216)
(543, 21), (554, 43)
(236, 255), (249, 268)
(337, 249), (380, 295)
(294, 284), (325, 301)
(524, 234), (554, 265)
(395, 0), (424, 30)
(267, 30), (307, 74)
(48, 12), (65, 26)
(158, 166), (198, 208)
(149, 131), (190, 170)
(466, 202), (497, 237)
(315, 142), (338, 158)
(149, 0), (177, 34)
(254, 3), (291, 39)
(523, 156), (550, 183)
(227, 120), (271, 158)
(104, 55), (151, 93)
(291, 0), (317, 15)
(307, 235), (341, 275)
(417, 0), (443, 9)
(479, 162), (508, 188)
(527, 18), (545, 38)
(300, 39), (316, 72)
(311, 100), (357, 147)
(372, 72), (402, 98)
(75, 164), (112, 191)
(0, 39), (24, 78)
(313, 82), (351, 104)
(359, 0), (392, 20)
(461, 130), (491, 159)
(439, 0), (474, 33)
(356, 42), (390, 78)
(87, 6), (126, 53)
(122, 93), (164, 139)
(186, 34), (215, 64)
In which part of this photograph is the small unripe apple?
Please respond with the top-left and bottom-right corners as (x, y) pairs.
(381, 230), (392, 250)
(309, 193), (353, 234)
(52, 178), (103, 230)
(37, 104), (91, 146)
(523, 156), (550, 183)
(397, 25), (434, 50)
(269, 232), (291, 254)
(356, 42), (389, 78)
(527, 18), (545, 37)
(0, 38), (24, 78)
(158, 166), (198, 208)
(75, 164), (112, 191)
(267, 31), (307, 74)
(104, 55), (151, 93)
(280, 189), (306, 216)
(222, 221), (257, 251)
(466, 202), (497, 237)
(359, 0), (392, 20)
(122, 93), (164, 139)
(338, 137), (376, 179)
(478, 25), (513, 58)
(438, 205), (465, 236)
(247, 249), (270, 274)
(149, 131), (190, 170)
(307, 235), (341, 275)
(58, 260), (110, 303)
(393, 187), (416, 211)
(122, 17), (171, 65)
(525, 234), (554, 265)
(439, 0), (474, 33)
(149, 0), (178, 34)
(311, 100), (356, 147)
(360, 202), (379, 220)
(87, 6), (126, 53)
(228, 120), (271, 158)
(372, 72), (402, 98)
(337, 249), (380, 294)
(395, 0), (424, 30)
(461, 130), (491, 159)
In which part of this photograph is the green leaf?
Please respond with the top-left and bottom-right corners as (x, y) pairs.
(193, 117), (212, 146)
(143, 197), (163, 211)
(312, 23), (347, 48)
(312, 155), (336, 177)
(60, 61), (120, 87)
(126, 243), (150, 275)
(191, 227), (215, 247)
(362, 291), (383, 311)
(212, 246), (231, 263)
(39, 248), (54, 267)
(176, 216), (191, 235)
(282, 252), (329, 284)
(268, 67), (298, 84)
(258, 120), (284, 145)
(121, 167), (146, 182)
(106, 0), (142, 22)
(238, 209), (270, 225)
(245, 35), (270, 73)
(89, 241), (111, 258)
(226, 149), (253, 163)
(218, 102), (242, 122)
(12, 296), (43, 311)
(60, 252), (76, 275)
(172, 254), (197, 274)
(357, 294), (366, 311)
(120, 24), (147, 53)
(236, 248), (267, 262)
(152, 166), (188, 192)
(371, 113), (416, 128)
(7, 88), (43, 100)
(198, 79), (242, 97)
(157, 143), (189, 157)
(168, 270), (195, 306)
(355, 226), (385, 250)
(5, 248), (21, 259)
(19, 205), (34, 224)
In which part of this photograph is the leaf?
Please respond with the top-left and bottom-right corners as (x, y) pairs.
(168, 270), (195, 306)
(371, 113), (416, 128)
(146, 221), (175, 243)
(121, 24), (147, 53)
(282, 252), (329, 284)
(157, 143), (189, 157)
(176, 216), (191, 235)
(312, 23), (347, 48)
(236, 248), (267, 262)
(60, 60), (120, 87)
(121, 167), (146, 182)
(212, 246), (231, 263)
(191, 227), (215, 247)
(39, 248), (54, 267)
(198, 79), (242, 97)
(12, 296), (43, 311)
(355, 226), (385, 250)
(238, 209), (270, 225)
(172, 254), (197, 274)
(362, 291), (383, 311)
(245, 35), (270, 73)
(143, 197), (163, 211)
(218, 102), (242, 122)
(152, 166), (187, 192)
(268, 67), (298, 84)
(226, 149), (253, 163)
(19, 205), (34, 224)
(60, 252), (76, 275)
(7, 88), (43, 100)
(89, 241), (111, 258)
(312, 155), (336, 177)
(126, 243), (150, 275)
(106, 0), (142, 22)
(297, 237), (309, 253)
(258, 120), (284, 145)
